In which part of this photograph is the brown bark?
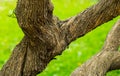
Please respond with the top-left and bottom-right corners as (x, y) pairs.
(0, 0), (120, 76)
(71, 20), (120, 76)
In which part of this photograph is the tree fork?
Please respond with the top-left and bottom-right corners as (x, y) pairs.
(0, 0), (120, 76)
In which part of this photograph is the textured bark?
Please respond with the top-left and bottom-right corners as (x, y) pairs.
(71, 20), (120, 76)
(0, 0), (120, 76)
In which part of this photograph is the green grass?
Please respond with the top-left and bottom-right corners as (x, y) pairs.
(0, 0), (120, 76)
(0, 0), (23, 68)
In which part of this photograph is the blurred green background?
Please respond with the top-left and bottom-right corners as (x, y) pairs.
(0, 0), (120, 76)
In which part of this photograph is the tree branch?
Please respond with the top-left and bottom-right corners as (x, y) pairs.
(15, 0), (54, 37)
(103, 20), (120, 51)
(60, 0), (120, 44)
(71, 20), (120, 76)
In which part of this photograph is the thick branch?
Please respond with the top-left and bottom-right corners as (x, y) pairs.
(103, 20), (120, 51)
(16, 0), (54, 37)
(0, 0), (66, 75)
(71, 20), (120, 76)
(61, 0), (120, 44)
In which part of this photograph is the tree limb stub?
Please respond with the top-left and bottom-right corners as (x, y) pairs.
(0, 0), (120, 76)
(71, 20), (120, 76)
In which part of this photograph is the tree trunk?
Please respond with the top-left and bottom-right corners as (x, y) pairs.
(0, 0), (120, 76)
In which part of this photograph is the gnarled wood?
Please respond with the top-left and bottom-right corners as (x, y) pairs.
(0, 0), (120, 76)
